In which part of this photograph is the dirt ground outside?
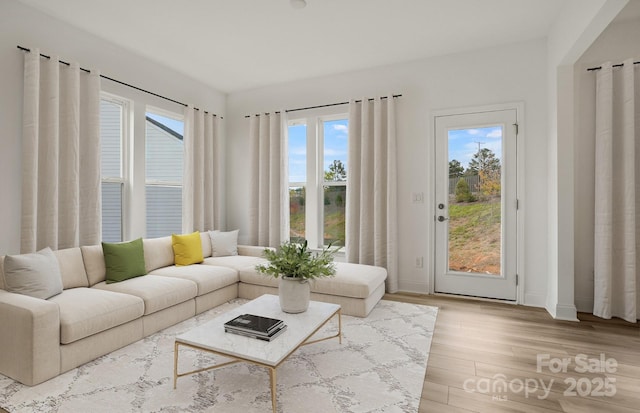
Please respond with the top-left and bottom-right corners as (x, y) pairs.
(448, 197), (501, 275)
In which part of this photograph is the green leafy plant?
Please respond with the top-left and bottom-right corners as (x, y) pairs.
(455, 177), (476, 203)
(256, 240), (338, 280)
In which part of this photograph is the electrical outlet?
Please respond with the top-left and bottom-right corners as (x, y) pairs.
(415, 256), (423, 268)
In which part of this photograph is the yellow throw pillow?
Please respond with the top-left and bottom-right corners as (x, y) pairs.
(172, 231), (204, 266)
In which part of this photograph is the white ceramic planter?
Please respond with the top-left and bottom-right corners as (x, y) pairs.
(278, 276), (310, 313)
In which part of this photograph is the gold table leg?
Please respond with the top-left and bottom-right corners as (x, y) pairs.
(173, 342), (179, 389)
(338, 309), (342, 344)
(269, 367), (277, 412)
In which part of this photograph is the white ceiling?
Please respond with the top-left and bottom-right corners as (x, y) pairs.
(17, 0), (576, 93)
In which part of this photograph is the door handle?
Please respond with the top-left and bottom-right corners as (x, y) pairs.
(437, 216), (449, 222)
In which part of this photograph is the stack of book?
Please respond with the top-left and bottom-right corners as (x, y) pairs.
(224, 313), (287, 341)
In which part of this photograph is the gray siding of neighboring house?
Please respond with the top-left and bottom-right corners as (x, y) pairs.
(100, 100), (121, 178)
(145, 121), (183, 182)
(100, 100), (122, 242)
(101, 182), (122, 242)
(146, 185), (182, 238)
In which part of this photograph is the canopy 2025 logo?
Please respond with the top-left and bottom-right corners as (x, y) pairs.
(463, 353), (617, 401)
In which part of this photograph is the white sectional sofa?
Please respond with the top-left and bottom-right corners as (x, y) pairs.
(0, 233), (387, 386)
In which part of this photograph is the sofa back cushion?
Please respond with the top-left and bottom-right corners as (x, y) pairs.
(54, 247), (90, 289)
(143, 236), (174, 272)
(4, 247), (64, 299)
(201, 231), (212, 258)
(81, 245), (106, 286)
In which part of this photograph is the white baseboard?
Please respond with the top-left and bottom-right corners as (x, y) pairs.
(546, 302), (579, 321)
(396, 280), (429, 294)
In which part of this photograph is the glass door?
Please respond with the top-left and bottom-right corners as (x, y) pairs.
(434, 109), (518, 300)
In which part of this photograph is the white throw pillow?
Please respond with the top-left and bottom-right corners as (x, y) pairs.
(4, 247), (64, 299)
(209, 230), (239, 257)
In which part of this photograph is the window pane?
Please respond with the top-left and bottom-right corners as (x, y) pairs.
(101, 182), (122, 242)
(145, 112), (184, 237)
(146, 185), (182, 238)
(100, 100), (122, 179)
(323, 119), (348, 182)
(447, 126), (502, 275)
(289, 186), (306, 243)
(145, 113), (183, 182)
(323, 185), (345, 246)
(100, 97), (123, 242)
(288, 123), (307, 183)
(323, 119), (347, 247)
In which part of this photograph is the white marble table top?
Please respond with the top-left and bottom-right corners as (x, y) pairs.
(175, 294), (341, 366)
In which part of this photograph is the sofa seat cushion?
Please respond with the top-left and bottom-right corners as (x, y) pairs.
(203, 255), (266, 272)
(49, 288), (144, 344)
(92, 275), (197, 315)
(239, 262), (387, 299)
(312, 262), (387, 299)
(149, 265), (238, 296)
(238, 266), (278, 288)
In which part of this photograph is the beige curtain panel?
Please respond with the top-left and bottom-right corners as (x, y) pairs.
(593, 59), (640, 323)
(346, 96), (399, 293)
(182, 107), (223, 233)
(247, 113), (289, 247)
(21, 48), (101, 253)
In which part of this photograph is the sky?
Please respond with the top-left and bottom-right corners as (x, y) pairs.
(448, 126), (502, 169)
(289, 118), (348, 183)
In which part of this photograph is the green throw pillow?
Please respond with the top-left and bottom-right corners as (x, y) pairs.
(102, 238), (146, 284)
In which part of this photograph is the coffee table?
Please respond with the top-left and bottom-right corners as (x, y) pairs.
(173, 294), (342, 412)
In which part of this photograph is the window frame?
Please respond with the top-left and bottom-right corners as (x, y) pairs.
(99, 92), (131, 242)
(287, 111), (348, 250)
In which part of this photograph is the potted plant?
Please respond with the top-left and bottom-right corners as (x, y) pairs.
(256, 240), (338, 313)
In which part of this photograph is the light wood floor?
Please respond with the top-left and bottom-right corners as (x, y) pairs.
(384, 292), (640, 413)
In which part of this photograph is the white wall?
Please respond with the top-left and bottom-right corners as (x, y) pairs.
(574, 17), (640, 312)
(0, 0), (226, 255)
(226, 39), (550, 302)
(544, 0), (627, 320)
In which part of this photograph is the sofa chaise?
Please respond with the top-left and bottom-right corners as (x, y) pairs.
(0, 232), (387, 386)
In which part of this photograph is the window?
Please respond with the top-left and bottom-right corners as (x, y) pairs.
(288, 115), (348, 249)
(145, 110), (184, 238)
(100, 95), (127, 242)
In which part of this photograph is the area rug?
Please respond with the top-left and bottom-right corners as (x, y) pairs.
(0, 298), (437, 413)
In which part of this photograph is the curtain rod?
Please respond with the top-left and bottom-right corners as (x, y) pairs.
(17, 45), (222, 119)
(587, 61), (640, 71)
(244, 94), (402, 118)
